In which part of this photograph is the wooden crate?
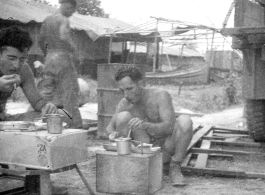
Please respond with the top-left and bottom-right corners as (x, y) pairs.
(96, 151), (162, 195)
(0, 129), (89, 170)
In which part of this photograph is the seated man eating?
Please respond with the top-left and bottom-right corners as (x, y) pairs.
(0, 26), (58, 121)
(106, 66), (193, 186)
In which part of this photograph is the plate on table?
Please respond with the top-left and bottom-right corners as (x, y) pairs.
(0, 121), (31, 131)
(131, 146), (161, 154)
(103, 143), (117, 151)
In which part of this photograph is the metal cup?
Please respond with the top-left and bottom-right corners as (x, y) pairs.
(115, 138), (131, 155)
(46, 114), (63, 134)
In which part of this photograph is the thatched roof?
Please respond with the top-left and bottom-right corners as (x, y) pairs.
(0, 0), (134, 41)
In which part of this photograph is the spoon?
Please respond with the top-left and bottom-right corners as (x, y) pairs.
(127, 128), (132, 138)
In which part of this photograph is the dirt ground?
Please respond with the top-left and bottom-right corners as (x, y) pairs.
(3, 102), (265, 195)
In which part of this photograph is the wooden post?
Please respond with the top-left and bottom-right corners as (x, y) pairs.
(39, 172), (52, 195)
(108, 36), (113, 64)
(146, 42), (149, 65)
(207, 31), (215, 83)
(153, 19), (159, 72)
(121, 41), (125, 63)
(133, 41), (137, 64)
(166, 54), (172, 71)
(75, 165), (96, 195)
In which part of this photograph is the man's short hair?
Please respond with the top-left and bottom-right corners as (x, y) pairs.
(59, 0), (77, 7)
(115, 66), (143, 82)
(0, 26), (33, 53)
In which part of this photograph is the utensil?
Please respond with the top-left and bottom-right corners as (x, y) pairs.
(127, 128), (132, 138)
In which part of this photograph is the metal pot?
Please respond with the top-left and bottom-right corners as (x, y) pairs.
(115, 138), (131, 155)
(46, 114), (64, 134)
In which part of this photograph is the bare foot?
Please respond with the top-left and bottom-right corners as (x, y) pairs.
(169, 161), (187, 187)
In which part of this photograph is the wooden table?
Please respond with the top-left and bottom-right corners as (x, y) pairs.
(0, 129), (95, 195)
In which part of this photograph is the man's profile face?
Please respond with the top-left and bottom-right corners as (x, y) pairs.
(61, 3), (76, 17)
(0, 46), (28, 75)
(118, 76), (142, 104)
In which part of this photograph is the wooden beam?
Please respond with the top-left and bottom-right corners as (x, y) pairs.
(181, 152), (192, 167)
(175, 111), (204, 117)
(182, 166), (265, 179)
(213, 127), (249, 133)
(208, 153), (234, 160)
(193, 124), (202, 134)
(211, 140), (262, 148)
(221, 27), (265, 36)
(213, 130), (249, 135)
(182, 166), (246, 178)
(194, 131), (213, 168)
(202, 136), (225, 140)
(187, 125), (213, 153)
(191, 148), (265, 156)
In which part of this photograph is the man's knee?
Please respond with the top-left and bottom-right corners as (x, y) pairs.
(115, 111), (133, 136)
(116, 111), (133, 125)
(175, 115), (193, 134)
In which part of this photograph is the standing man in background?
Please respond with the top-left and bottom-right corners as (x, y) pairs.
(38, 0), (83, 128)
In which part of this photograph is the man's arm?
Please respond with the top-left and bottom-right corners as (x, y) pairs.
(19, 64), (54, 112)
(143, 91), (176, 138)
(106, 98), (129, 139)
(59, 18), (77, 54)
(38, 21), (48, 57)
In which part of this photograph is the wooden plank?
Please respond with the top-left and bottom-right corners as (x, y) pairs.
(187, 125), (213, 153)
(182, 166), (265, 179)
(182, 166), (246, 178)
(75, 165), (96, 195)
(194, 131), (213, 168)
(213, 130), (249, 135)
(202, 136), (225, 140)
(213, 127), (249, 134)
(191, 148), (265, 156)
(193, 124), (202, 134)
(0, 168), (48, 176)
(221, 27), (265, 36)
(175, 111), (204, 117)
(246, 171), (265, 179)
(213, 134), (251, 138)
(211, 140), (262, 148)
(208, 153), (234, 160)
(181, 153), (192, 167)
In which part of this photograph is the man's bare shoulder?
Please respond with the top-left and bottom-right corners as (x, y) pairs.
(43, 13), (66, 24)
(148, 88), (171, 101)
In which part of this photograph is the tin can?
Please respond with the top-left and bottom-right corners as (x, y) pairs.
(46, 114), (63, 134)
(115, 138), (131, 155)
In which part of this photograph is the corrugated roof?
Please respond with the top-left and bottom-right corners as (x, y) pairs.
(0, 0), (134, 41)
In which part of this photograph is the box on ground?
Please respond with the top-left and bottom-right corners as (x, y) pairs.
(0, 129), (89, 170)
(96, 151), (163, 195)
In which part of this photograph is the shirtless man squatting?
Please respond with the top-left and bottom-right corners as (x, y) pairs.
(106, 66), (193, 186)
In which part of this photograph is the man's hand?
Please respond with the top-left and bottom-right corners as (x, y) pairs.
(128, 117), (146, 133)
(109, 131), (121, 141)
(41, 102), (58, 116)
(0, 75), (21, 92)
